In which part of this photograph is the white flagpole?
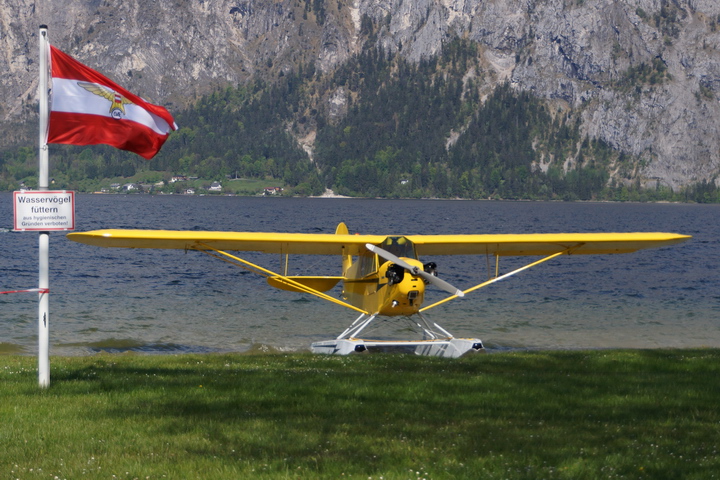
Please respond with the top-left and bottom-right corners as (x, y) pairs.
(38, 25), (50, 388)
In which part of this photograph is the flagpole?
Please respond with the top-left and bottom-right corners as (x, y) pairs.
(38, 24), (50, 388)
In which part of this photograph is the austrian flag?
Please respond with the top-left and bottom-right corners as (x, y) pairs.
(48, 46), (177, 159)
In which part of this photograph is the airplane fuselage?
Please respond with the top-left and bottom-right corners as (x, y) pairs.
(343, 255), (427, 316)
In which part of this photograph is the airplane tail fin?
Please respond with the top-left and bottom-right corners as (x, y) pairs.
(336, 222), (353, 274)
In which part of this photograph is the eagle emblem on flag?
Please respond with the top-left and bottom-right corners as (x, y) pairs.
(49, 44), (177, 159)
(77, 81), (134, 119)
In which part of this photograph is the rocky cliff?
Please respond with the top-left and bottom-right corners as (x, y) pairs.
(2, 0), (719, 189)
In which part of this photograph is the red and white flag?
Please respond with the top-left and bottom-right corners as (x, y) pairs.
(48, 46), (177, 160)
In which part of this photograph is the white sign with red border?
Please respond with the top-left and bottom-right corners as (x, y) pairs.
(13, 190), (75, 231)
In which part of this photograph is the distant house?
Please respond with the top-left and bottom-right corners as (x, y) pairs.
(209, 182), (222, 192)
(110, 183), (121, 190)
(122, 183), (137, 191)
(170, 175), (187, 183)
(184, 188), (195, 195)
(263, 187), (283, 195)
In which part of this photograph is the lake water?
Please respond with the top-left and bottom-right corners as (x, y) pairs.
(1, 193), (718, 355)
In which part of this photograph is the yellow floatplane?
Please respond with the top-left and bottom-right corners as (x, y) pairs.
(67, 224), (690, 357)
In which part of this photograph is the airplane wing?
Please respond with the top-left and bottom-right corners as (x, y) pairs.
(406, 232), (692, 256)
(67, 229), (690, 256)
(66, 229), (386, 255)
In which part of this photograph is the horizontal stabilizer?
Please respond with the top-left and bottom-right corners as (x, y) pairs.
(267, 276), (342, 293)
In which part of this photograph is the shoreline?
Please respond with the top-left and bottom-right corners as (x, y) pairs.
(4, 341), (719, 358)
(1, 190), (702, 204)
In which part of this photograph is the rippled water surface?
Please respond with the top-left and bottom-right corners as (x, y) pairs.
(2, 193), (718, 355)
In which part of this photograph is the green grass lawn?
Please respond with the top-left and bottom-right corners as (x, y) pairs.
(2, 350), (720, 479)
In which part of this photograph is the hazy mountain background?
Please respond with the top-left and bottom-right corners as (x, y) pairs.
(2, 0), (719, 199)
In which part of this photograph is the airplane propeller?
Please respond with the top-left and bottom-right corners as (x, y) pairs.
(365, 243), (465, 297)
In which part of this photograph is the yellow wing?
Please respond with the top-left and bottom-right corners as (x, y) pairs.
(406, 232), (691, 256)
(67, 229), (385, 255)
(66, 229), (690, 256)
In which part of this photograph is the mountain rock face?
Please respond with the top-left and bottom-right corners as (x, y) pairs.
(2, 0), (719, 189)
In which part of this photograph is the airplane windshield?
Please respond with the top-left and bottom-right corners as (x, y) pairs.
(381, 237), (416, 259)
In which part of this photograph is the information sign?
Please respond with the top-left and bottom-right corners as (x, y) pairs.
(13, 190), (75, 231)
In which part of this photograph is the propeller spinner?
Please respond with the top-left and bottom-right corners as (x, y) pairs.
(366, 243), (465, 297)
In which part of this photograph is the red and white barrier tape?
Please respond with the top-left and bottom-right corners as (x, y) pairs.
(0, 288), (50, 295)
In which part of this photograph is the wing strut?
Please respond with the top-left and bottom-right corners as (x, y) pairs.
(420, 245), (583, 313)
(194, 243), (369, 315)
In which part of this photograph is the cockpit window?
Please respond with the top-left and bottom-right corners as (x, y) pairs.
(357, 252), (376, 277)
(381, 236), (416, 259)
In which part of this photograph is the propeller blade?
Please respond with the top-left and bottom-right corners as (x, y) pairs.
(366, 244), (465, 297)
